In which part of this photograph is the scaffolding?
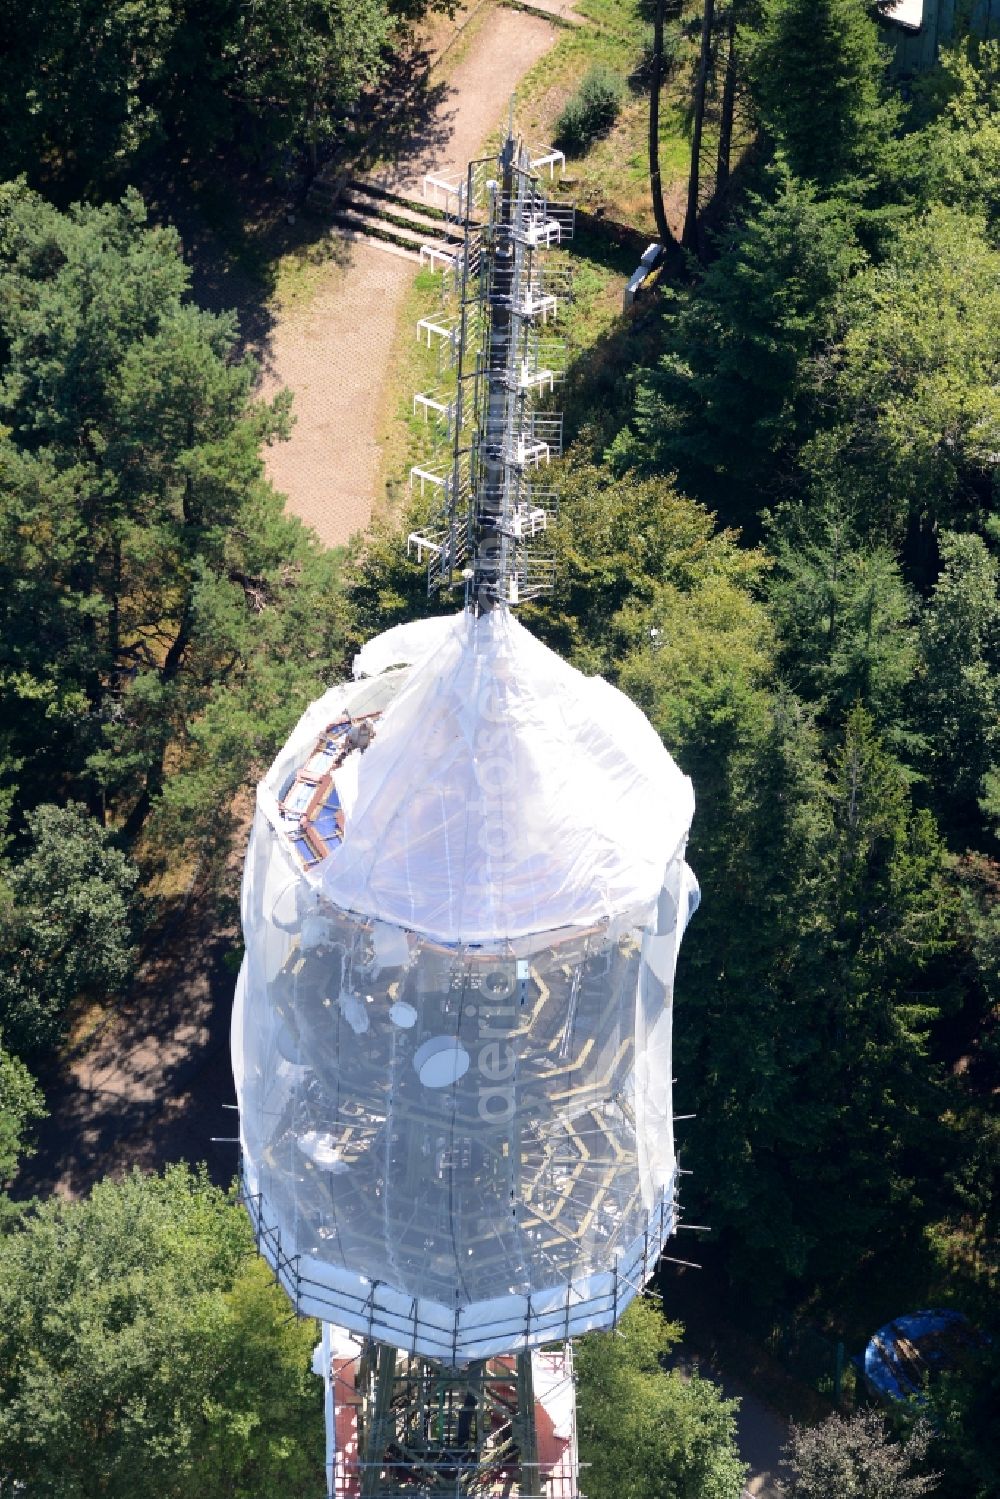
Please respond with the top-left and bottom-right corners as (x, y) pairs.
(408, 136), (575, 608)
(317, 1334), (578, 1499)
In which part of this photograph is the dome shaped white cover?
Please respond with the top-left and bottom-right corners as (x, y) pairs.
(325, 609), (694, 942)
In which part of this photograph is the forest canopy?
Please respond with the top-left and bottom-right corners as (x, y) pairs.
(0, 1), (998, 1496)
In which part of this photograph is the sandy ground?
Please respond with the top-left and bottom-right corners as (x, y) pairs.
(263, 5), (558, 547)
(258, 249), (418, 547)
(373, 7), (560, 195)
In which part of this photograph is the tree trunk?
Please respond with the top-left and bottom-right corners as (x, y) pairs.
(649, 0), (675, 247)
(683, 0), (716, 254)
(716, 6), (737, 194)
(119, 608), (193, 846)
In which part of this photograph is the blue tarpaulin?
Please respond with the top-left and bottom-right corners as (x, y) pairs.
(864, 1309), (975, 1401)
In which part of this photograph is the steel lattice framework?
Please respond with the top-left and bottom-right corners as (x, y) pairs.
(408, 136), (575, 609)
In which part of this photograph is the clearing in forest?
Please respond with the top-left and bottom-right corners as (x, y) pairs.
(259, 3), (559, 549)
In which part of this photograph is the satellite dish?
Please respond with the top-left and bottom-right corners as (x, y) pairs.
(413, 1035), (471, 1088)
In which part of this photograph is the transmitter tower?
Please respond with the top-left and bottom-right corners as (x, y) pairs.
(233, 135), (698, 1499)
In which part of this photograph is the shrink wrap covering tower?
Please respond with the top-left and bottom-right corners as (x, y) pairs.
(233, 607), (698, 1364)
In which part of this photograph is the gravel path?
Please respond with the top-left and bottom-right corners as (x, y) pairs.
(258, 248), (417, 547)
(264, 5), (559, 548)
(372, 7), (560, 195)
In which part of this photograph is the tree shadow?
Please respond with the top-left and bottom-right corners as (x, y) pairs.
(11, 895), (241, 1200)
(138, 153), (350, 367)
(557, 225), (689, 458)
(351, 43), (455, 184)
(135, 45), (455, 370)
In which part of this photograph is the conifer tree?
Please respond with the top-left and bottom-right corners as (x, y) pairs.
(745, 0), (897, 189)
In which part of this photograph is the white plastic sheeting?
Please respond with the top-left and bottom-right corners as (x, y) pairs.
(326, 609), (694, 943)
(233, 610), (697, 1362)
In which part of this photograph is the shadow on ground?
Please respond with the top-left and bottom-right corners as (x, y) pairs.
(137, 44), (453, 370)
(13, 894), (242, 1201)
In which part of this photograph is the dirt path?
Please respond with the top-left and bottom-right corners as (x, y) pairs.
(258, 248), (418, 546)
(14, 895), (239, 1202)
(262, 4), (559, 548)
(372, 6), (560, 195)
(671, 1348), (789, 1497)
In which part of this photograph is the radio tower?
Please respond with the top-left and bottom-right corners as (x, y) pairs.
(232, 132), (698, 1499)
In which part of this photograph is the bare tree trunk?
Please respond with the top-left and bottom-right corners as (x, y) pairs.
(683, 0), (716, 254)
(716, 6), (737, 194)
(649, 0), (675, 247)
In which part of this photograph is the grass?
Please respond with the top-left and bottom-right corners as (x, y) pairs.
(269, 236), (356, 313)
(555, 227), (637, 367)
(505, 0), (701, 234)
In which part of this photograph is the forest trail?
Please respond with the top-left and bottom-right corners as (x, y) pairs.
(670, 1337), (789, 1498)
(259, 3), (560, 548)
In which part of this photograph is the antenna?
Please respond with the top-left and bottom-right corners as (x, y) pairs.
(408, 133), (575, 610)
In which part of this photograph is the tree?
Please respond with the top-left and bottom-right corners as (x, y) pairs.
(0, 1035), (46, 1187)
(0, 1164), (324, 1498)
(715, 2), (741, 195)
(575, 1299), (748, 1499)
(803, 208), (1000, 542)
(683, 0), (718, 252)
(781, 1412), (937, 1499)
(744, 0), (897, 191)
(649, 0), (677, 246)
(766, 496), (918, 737)
(791, 707), (955, 1283)
(0, 186), (349, 852)
(0, 0), (406, 192)
(222, 0), (395, 173)
(924, 1337), (1000, 1499)
(0, 0), (178, 192)
(906, 40), (1000, 230)
(0, 803), (138, 1056)
(915, 531), (1000, 841)
(611, 173), (860, 525)
(522, 461), (770, 678)
(627, 678), (955, 1297)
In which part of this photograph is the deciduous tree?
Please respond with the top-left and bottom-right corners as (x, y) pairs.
(576, 1299), (748, 1499)
(0, 803), (138, 1056)
(803, 208), (1000, 541)
(0, 1036), (45, 1188)
(781, 1412), (937, 1499)
(0, 1165), (324, 1498)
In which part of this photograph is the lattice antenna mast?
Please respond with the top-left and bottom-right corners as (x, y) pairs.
(409, 133), (573, 610)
